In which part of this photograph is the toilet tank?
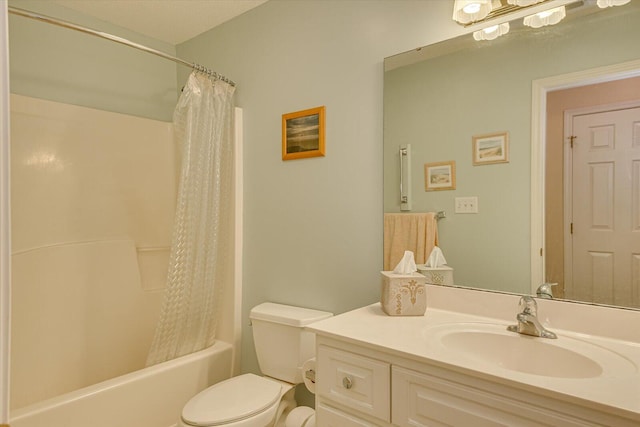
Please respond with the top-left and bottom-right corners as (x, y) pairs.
(250, 303), (332, 384)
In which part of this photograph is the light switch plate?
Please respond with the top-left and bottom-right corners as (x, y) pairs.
(455, 196), (478, 214)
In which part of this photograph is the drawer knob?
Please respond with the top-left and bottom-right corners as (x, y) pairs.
(342, 376), (353, 389)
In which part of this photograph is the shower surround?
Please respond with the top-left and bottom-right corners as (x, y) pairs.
(8, 93), (242, 426)
(10, 93), (175, 407)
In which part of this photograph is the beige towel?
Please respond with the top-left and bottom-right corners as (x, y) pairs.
(384, 213), (439, 271)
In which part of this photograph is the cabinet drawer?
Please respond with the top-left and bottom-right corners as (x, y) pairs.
(316, 403), (383, 427)
(392, 366), (600, 427)
(317, 345), (390, 422)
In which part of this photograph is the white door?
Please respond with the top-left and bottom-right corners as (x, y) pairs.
(567, 105), (640, 307)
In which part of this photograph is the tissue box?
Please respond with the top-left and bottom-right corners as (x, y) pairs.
(380, 271), (427, 316)
(417, 265), (454, 286)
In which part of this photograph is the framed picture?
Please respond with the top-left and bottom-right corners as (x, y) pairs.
(424, 161), (456, 191)
(472, 131), (509, 165)
(282, 106), (325, 160)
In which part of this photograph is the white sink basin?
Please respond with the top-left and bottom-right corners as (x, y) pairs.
(423, 322), (637, 379)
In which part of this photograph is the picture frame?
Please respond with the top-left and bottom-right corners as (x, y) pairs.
(424, 161), (456, 191)
(472, 131), (509, 165)
(282, 106), (325, 160)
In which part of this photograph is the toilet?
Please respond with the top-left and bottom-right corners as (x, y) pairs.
(179, 302), (332, 427)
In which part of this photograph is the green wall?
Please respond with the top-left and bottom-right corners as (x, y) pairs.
(176, 0), (464, 405)
(8, 0), (179, 121)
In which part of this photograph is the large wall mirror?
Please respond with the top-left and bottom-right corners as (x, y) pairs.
(384, 1), (640, 309)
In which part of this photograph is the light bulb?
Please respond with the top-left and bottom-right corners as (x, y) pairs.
(523, 6), (566, 28)
(473, 22), (510, 41)
(463, 3), (482, 13)
(538, 10), (554, 18)
(453, 0), (494, 24)
(597, 0), (631, 7)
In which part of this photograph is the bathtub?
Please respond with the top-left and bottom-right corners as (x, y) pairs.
(10, 341), (234, 427)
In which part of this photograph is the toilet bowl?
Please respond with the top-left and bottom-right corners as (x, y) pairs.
(179, 303), (332, 427)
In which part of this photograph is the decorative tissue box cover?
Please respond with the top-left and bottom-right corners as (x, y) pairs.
(380, 271), (427, 316)
(417, 265), (454, 286)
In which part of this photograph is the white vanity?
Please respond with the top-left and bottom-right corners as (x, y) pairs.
(308, 285), (640, 427)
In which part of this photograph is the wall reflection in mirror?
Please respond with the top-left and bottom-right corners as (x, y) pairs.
(383, 1), (640, 309)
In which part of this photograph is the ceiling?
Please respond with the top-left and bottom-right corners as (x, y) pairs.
(47, 0), (269, 45)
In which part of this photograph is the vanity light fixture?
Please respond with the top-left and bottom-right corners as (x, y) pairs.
(473, 22), (510, 40)
(452, 0), (497, 24)
(523, 5), (566, 28)
(506, 0), (545, 5)
(596, 0), (631, 7)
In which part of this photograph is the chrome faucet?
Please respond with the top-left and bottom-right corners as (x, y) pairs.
(507, 296), (557, 339)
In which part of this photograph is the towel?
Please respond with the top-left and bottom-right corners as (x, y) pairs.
(384, 213), (439, 271)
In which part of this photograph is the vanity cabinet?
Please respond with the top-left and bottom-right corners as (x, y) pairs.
(315, 337), (638, 427)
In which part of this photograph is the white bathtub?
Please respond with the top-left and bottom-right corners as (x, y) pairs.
(10, 341), (234, 427)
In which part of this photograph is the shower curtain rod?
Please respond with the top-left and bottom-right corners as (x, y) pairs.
(7, 6), (236, 87)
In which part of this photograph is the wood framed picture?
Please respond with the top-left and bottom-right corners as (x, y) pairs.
(472, 131), (509, 165)
(424, 161), (456, 191)
(282, 106), (325, 160)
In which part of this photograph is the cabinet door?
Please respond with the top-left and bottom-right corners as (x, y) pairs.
(392, 366), (601, 427)
(316, 403), (384, 427)
(317, 345), (390, 422)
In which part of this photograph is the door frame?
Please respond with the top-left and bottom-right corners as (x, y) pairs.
(530, 59), (640, 295)
(1, 3), (11, 424)
(562, 100), (640, 299)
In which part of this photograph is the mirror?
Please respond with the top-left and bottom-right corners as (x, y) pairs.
(384, 1), (640, 308)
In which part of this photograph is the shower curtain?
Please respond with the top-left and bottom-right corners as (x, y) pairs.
(146, 72), (235, 366)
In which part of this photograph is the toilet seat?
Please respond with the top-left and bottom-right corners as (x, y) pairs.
(181, 373), (282, 426)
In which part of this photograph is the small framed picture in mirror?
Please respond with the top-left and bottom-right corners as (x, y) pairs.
(282, 106), (325, 160)
(472, 131), (509, 165)
(424, 161), (456, 191)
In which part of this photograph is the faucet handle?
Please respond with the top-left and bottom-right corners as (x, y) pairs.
(518, 295), (537, 316)
(536, 282), (557, 299)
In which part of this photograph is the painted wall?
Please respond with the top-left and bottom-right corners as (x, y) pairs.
(175, 0), (464, 402)
(8, 0), (179, 121)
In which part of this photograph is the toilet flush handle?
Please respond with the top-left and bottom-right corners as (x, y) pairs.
(305, 369), (316, 384)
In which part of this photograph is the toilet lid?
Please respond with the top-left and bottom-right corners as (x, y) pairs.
(182, 373), (282, 426)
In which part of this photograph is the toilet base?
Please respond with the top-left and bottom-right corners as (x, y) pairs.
(273, 387), (296, 427)
(284, 406), (315, 427)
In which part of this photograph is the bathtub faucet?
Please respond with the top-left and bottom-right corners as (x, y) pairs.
(507, 296), (557, 339)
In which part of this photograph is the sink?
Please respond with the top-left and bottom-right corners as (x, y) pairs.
(423, 322), (637, 379)
(441, 328), (600, 378)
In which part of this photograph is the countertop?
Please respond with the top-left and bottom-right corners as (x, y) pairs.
(308, 294), (640, 422)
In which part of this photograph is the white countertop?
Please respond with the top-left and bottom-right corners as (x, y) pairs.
(308, 287), (640, 421)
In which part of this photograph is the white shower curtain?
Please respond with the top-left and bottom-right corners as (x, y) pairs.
(146, 72), (235, 366)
